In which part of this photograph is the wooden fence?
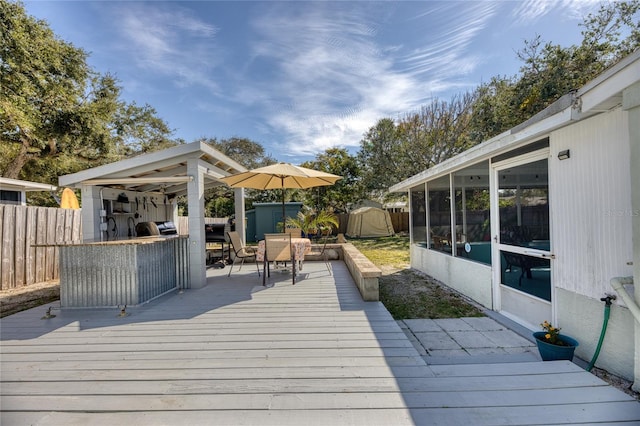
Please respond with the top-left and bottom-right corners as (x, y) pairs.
(0, 205), (82, 290)
(389, 212), (409, 233)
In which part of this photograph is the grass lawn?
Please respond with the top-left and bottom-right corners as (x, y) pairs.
(348, 234), (483, 320)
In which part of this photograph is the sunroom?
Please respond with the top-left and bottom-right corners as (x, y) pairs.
(391, 50), (640, 385)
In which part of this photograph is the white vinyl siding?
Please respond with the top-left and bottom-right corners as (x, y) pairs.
(549, 108), (634, 299)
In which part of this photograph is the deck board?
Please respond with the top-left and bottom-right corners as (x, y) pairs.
(2, 261), (638, 425)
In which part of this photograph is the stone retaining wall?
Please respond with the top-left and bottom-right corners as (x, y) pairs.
(332, 243), (381, 301)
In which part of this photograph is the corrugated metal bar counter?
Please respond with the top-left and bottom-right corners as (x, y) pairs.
(59, 236), (189, 308)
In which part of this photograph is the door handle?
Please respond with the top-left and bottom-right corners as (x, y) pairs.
(523, 250), (555, 259)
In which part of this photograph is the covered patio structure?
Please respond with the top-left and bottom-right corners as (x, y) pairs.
(58, 141), (247, 289)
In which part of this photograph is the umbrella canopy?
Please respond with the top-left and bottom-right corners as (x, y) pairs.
(220, 163), (341, 190)
(220, 163), (342, 227)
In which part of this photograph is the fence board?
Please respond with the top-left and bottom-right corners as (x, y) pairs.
(14, 207), (26, 287)
(1, 206), (15, 288)
(35, 208), (46, 283)
(47, 210), (57, 280)
(25, 207), (37, 288)
(389, 212), (409, 233)
(1, 206), (82, 290)
(53, 209), (66, 278)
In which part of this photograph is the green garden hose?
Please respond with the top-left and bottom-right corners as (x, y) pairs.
(586, 295), (615, 372)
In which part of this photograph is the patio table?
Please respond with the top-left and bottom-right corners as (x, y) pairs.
(256, 237), (312, 269)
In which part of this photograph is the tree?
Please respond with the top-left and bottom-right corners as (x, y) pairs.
(1, 0), (92, 179)
(203, 136), (276, 170)
(285, 206), (339, 236)
(358, 93), (478, 202)
(0, 1), (175, 190)
(301, 148), (363, 212)
(357, 118), (403, 200)
(450, 2), (639, 174)
(468, 76), (518, 144)
(468, 1), (640, 143)
(399, 93), (477, 172)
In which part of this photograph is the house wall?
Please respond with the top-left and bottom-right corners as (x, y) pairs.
(556, 287), (634, 380)
(411, 245), (493, 309)
(549, 108), (634, 299)
(548, 107), (635, 380)
(408, 107), (637, 381)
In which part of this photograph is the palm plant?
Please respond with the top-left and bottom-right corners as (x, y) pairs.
(285, 207), (339, 238)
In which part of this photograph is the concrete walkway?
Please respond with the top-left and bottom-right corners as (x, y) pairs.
(399, 316), (541, 365)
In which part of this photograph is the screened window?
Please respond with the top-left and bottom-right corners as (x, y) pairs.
(428, 175), (451, 254)
(410, 185), (427, 247)
(498, 159), (549, 247)
(453, 161), (491, 264)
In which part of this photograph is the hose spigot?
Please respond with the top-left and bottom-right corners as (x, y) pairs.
(600, 294), (617, 306)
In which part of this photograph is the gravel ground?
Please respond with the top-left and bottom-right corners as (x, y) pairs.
(0, 281), (60, 318)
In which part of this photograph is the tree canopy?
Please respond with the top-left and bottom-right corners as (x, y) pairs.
(301, 148), (363, 213)
(1, 0), (175, 199)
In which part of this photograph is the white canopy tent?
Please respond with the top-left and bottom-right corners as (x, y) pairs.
(346, 207), (395, 238)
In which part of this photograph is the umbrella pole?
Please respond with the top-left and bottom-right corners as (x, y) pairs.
(282, 187), (286, 233)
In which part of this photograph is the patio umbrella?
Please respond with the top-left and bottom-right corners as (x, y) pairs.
(60, 188), (80, 209)
(219, 163), (342, 227)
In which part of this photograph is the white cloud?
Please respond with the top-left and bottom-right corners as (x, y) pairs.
(512, 0), (600, 25)
(238, 2), (499, 158)
(111, 3), (222, 93)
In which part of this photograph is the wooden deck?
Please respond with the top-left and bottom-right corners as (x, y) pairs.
(1, 261), (639, 425)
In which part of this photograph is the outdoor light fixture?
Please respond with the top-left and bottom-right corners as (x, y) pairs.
(558, 149), (571, 160)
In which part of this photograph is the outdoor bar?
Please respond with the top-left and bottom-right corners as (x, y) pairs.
(56, 142), (249, 306)
(59, 236), (189, 308)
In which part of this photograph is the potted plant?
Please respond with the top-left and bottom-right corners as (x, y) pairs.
(533, 321), (579, 361)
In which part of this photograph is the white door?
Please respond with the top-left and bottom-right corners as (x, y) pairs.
(491, 150), (554, 329)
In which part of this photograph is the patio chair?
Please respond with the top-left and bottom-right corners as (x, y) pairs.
(227, 231), (260, 277)
(284, 227), (302, 238)
(263, 233), (295, 286)
(306, 229), (332, 273)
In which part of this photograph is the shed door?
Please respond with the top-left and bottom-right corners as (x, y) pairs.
(491, 150), (553, 329)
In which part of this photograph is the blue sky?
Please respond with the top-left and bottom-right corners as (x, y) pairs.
(23, 1), (599, 164)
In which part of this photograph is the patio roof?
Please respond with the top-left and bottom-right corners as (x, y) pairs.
(58, 141), (247, 197)
(0, 177), (57, 192)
